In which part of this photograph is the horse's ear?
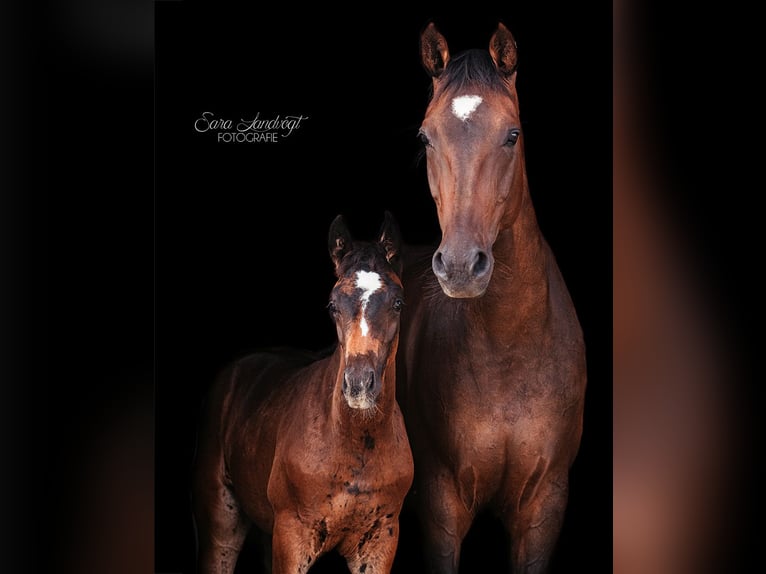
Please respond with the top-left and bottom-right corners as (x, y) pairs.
(489, 22), (518, 77)
(328, 214), (353, 274)
(379, 211), (403, 275)
(420, 22), (450, 79)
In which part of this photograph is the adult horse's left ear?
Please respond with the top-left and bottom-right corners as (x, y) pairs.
(489, 22), (518, 78)
(328, 214), (354, 274)
(379, 211), (403, 276)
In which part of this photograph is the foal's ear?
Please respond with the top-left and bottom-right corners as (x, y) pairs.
(420, 22), (450, 79)
(328, 214), (354, 273)
(379, 211), (403, 275)
(489, 22), (518, 77)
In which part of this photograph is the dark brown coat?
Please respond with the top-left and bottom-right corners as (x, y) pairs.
(193, 214), (414, 574)
(396, 23), (588, 574)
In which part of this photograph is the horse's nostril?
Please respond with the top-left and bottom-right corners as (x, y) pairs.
(342, 377), (349, 394)
(432, 251), (447, 277)
(365, 371), (375, 391)
(472, 250), (490, 277)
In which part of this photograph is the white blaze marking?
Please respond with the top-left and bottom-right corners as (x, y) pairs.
(451, 95), (483, 121)
(355, 271), (382, 337)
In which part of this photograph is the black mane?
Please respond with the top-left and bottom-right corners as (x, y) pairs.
(434, 49), (511, 99)
(336, 241), (392, 278)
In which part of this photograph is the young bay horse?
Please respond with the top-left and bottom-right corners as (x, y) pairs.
(396, 22), (588, 573)
(192, 213), (414, 574)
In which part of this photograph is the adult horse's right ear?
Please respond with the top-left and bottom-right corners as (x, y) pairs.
(420, 22), (450, 80)
(379, 211), (403, 276)
(328, 214), (353, 274)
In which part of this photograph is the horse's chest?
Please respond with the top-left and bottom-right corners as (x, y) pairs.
(275, 436), (411, 513)
(419, 334), (562, 401)
(410, 337), (576, 455)
(275, 446), (409, 547)
(295, 451), (403, 503)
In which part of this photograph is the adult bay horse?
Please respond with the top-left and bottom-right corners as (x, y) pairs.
(192, 213), (414, 574)
(396, 22), (587, 573)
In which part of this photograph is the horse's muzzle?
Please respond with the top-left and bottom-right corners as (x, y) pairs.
(342, 366), (380, 409)
(432, 245), (493, 298)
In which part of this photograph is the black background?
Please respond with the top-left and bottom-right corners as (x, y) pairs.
(154, 2), (611, 573)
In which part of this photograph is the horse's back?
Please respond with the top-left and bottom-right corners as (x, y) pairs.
(218, 346), (335, 451)
(198, 347), (323, 435)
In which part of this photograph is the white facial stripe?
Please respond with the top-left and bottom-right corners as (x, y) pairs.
(355, 271), (382, 338)
(451, 95), (483, 121)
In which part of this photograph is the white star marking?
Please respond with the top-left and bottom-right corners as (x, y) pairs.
(451, 95), (483, 121)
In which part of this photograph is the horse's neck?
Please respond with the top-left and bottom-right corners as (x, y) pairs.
(482, 190), (553, 328)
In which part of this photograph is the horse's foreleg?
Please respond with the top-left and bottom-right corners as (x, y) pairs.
(270, 512), (323, 574)
(502, 471), (569, 574)
(343, 514), (401, 574)
(418, 471), (474, 574)
(192, 479), (250, 574)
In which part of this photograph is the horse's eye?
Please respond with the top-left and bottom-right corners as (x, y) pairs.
(505, 129), (520, 146)
(418, 130), (431, 147)
(392, 298), (404, 312)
